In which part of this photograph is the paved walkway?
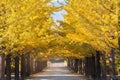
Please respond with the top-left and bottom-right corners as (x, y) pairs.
(26, 62), (87, 80)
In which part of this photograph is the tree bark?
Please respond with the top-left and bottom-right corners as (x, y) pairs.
(0, 54), (5, 80)
(6, 54), (11, 80)
(37, 61), (40, 72)
(91, 55), (96, 80)
(21, 54), (26, 79)
(96, 51), (101, 80)
(74, 59), (79, 73)
(109, 48), (116, 79)
(78, 59), (82, 74)
(88, 57), (92, 77)
(15, 56), (19, 80)
(69, 59), (72, 69)
(30, 57), (33, 74)
(101, 53), (107, 80)
(84, 57), (89, 77)
(35, 60), (38, 73)
(26, 53), (31, 76)
(67, 58), (70, 67)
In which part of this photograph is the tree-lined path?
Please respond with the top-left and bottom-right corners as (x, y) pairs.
(0, 0), (120, 80)
(27, 61), (86, 80)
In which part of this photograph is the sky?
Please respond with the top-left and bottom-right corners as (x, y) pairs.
(50, 0), (67, 24)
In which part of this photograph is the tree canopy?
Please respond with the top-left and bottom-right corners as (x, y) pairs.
(0, 0), (120, 59)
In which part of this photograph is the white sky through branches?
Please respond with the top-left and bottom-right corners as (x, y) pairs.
(51, 0), (66, 24)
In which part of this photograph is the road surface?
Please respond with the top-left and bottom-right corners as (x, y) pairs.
(26, 61), (87, 80)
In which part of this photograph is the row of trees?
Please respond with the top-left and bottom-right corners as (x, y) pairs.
(67, 53), (100, 80)
(0, 53), (47, 80)
(0, 0), (120, 80)
(0, 0), (58, 80)
(54, 0), (120, 80)
(67, 52), (119, 80)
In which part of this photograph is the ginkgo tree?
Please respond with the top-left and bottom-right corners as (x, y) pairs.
(0, 0), (59, 79)
(0, 0), (57, 56)
(60, 0), (118, 53)
(54, 0), (120, 79)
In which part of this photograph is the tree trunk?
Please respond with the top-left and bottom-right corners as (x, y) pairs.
(101, 53), (107, 80)
(96, 51), (101, 80)
(0, 54), (5, 80)
(35, 60), (38, 73)
(37, 61), (40, 72)
(88, 57), (92, 77)
(71, 59), (74, 70)
(69, 59), (72, 69)
(91, 55), (96, 80)
(84, 57), (89, 77)
(15, 56), (19, 80)
(6, 54), (11, 80)
(26, 53), (31, 76)
(74, 59), (79, 73)
(67, 58), (70, 67)
(32, 59), (35, 73)
(109, 48), (116, 79)
(30, 57), (33, 74)
(21, 54), (26, 79)
(78, 59), (82, 74)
